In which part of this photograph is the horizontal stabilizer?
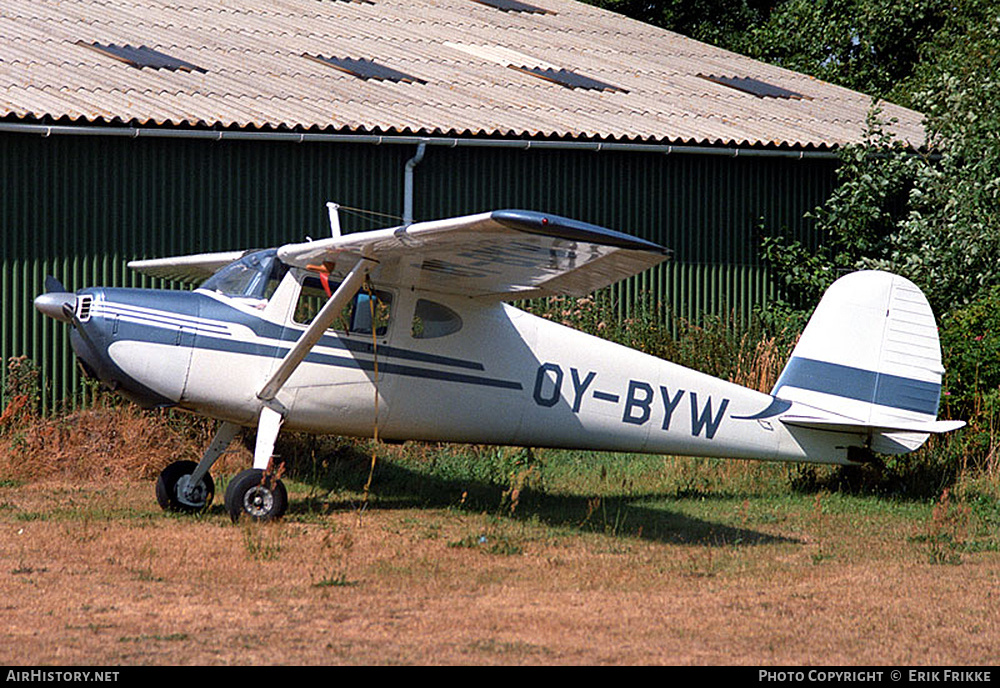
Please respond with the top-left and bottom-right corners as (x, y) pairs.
(780, 415), (965, 435)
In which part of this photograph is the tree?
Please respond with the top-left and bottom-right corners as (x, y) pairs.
(754, 0), (1000, 315)
(738, 0), (949, 102)
(584, 0), (949, 103)
(879, 1), (1000, 312)
(582, 0), (775, 49)
(760, 109), (918, 309)
(589, 0), (1000, 314)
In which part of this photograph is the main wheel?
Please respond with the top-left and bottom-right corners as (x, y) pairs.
(224, 468), (288, 523)
(155, 460), (215, 513)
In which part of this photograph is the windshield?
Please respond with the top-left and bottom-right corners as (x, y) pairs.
(200, 249), (285, 299)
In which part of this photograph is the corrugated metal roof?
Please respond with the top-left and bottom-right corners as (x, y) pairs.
(0, 0), (926, 149)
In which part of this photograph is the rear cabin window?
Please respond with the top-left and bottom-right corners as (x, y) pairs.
(294, 274), (392, 336)
(411, 299), (462, 339)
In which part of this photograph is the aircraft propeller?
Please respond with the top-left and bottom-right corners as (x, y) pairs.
(34, 275), (76, 323)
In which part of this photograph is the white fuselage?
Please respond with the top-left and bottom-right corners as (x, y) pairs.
(83, 269), (862, 465)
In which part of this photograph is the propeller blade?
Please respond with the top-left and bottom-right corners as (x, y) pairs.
(44, 275), (67, 293)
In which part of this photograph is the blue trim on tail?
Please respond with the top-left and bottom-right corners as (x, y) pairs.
(774, 357), (940, 416)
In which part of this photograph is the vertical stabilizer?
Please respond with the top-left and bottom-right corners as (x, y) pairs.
(772, 271), (958, 453)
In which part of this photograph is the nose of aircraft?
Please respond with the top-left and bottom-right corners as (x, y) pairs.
(34, 276), (77, 323)
(35, 275), (76, 322)
(34, 291), (77, 322)
(35, 282), (182, 409)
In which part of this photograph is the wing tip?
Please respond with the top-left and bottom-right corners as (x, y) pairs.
(489, 209), (671, 256)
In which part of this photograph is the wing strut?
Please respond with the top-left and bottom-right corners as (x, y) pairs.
(251, 257), (378, 469)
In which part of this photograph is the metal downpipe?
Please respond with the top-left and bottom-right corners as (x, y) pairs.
(403, 143), (427, 226)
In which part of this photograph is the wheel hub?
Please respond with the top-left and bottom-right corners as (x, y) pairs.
(176, 475), (208, 508)
(243, 486), (274, 517)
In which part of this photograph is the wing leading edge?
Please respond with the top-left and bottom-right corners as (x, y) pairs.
(277, 210), (671, 299)
(128, 250), (249, 285)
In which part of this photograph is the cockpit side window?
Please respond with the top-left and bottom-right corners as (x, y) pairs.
(411, 299), (462, 339)
(294, 274), (392, 337)
(200, 249), (286, 301)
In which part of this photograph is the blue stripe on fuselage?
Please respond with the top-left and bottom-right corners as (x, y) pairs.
(191, 334), (523, 390)
(197, 292), (487, 371)
(99, 290), (520, 391)
(102, 288), (487, 372)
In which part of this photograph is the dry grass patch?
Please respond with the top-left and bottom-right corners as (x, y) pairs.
(0, 405), (998, 665)
(1, 478), (998, 665)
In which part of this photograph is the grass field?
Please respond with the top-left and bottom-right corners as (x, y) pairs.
(1, 407), (998, 665)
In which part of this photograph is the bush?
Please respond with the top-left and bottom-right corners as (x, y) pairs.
(1, 356), (41, 430)
(524, 291), (803, 394)
(939, 285), (1000, 421)
(523, 292), (673, 360)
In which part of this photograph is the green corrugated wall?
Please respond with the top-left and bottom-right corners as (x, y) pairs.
(416, 146), (832, 325)
(0, 132), (836, 412)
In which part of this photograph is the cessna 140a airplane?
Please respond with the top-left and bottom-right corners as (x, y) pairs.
(34, 208), (964, 521)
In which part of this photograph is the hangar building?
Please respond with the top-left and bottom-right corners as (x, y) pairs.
(0, 0), (925, 408)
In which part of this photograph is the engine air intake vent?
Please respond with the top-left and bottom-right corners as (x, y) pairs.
(77, 294), (93, 322)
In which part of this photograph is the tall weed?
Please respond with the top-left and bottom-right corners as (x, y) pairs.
(0, 356), (40, 433)
(524, 290), (800, 391)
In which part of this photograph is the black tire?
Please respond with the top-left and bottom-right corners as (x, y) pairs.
(224, 468), (288, 523)
(155, 460), (215, 513)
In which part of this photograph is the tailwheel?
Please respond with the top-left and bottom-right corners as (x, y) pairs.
(224, 468), (288, 523)
(155, 460), (215, 513)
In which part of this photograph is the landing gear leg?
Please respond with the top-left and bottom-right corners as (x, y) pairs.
(252, 404), (284, 470)
(224, 404), (288, 522)
(155, 421), (240, 513)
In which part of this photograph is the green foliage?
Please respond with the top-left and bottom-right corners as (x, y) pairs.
(582, 0), (775, 49)
(667, 313), (751, 381)
(1, 356), (41, 429)
(938, 286), (1000, 420)
(523, 291), (801, 391)
(744, 0), (1000, 491)
(312, 573), (356, 588)
(241, 522), (284, 561)
(741, 0), (1000, 317)
(931, 290), (1000, 475)
(586, 0), (1000, 320)
(911, 488), (1000, 565)
(449, 527), (524, 556)
(585, 0), (949, 102)
(666, 310), (799, 391)
(791, 439), (963, 500)
(523, 293), (673, 360)
(956, 480), (1000, 553)
(908, 488), (974, 565)
(883, 1), (1000, 313)
(761, 109), (918, 308)
(738, 0), (949, 101)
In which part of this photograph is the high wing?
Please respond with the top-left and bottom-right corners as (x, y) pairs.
(277, 210), (671, 299)
(128, 250), (249, 285)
